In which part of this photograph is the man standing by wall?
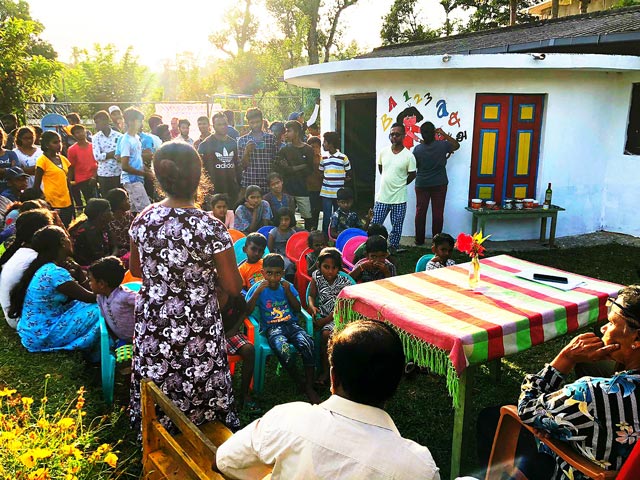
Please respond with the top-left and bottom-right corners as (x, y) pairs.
(371, 123), (416, 253)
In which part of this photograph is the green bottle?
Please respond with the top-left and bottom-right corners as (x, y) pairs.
(544, 183), (552, 207)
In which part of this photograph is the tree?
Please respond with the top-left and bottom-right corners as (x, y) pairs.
(440, 0), (458, 36)
(209, 0), (258, 58)
(0, 0), (61, 115)
(381, 0), (440, 45)
(458, 0), (536, 33)
(58, 45), (153, 107)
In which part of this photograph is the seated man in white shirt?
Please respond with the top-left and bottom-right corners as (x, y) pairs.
(215, 320), (441, 480)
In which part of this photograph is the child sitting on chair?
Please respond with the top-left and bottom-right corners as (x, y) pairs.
(267, 207), (298, 281)
(425, 233), (456, 270)
(246, 253), (319, 404)
(88, 256), (136, 344)
(328, 187), (372, 239)
(217, 286), (255, 411)
(234, 185), (272, 234)
(353, 223), (388, 265)
(307, 247), (353, 386)
(205, 193), (234, 229)
(350, 235), (396, 283)
(238, 232), (267, 290)
(305, 230), (328, 276)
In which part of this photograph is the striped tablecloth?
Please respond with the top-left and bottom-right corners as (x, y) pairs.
(334, 254), (621, 405)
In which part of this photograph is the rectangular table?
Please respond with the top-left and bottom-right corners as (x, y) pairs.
(465, 205), (565, 247)
(334, 255), (621, 479)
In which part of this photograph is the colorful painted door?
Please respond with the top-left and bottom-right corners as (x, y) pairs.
(469, 94), (544, 202)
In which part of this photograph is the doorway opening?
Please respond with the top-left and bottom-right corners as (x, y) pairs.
(336, 94), (377, 213)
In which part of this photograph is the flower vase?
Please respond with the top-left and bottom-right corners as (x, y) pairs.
(469, 255), (481, 289)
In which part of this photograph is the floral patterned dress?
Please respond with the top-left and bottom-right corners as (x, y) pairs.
(128, 205), (239, 432)
(18, 262), (100, 352)
(518, 365), (640, 479)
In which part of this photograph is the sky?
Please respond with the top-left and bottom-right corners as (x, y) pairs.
(27, 0), (462, 71)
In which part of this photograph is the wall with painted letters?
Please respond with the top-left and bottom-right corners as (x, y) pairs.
(317, 68), (640, 241)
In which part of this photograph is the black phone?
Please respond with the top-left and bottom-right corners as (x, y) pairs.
(533, 273), (568, 284)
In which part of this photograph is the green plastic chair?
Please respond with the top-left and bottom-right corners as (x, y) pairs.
(415, 254), (435, 272)
(100, 281), (141, 404)
(245, 282), (314, 393)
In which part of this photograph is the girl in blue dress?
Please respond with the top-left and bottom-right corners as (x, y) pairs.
(9, 225), (100, 352)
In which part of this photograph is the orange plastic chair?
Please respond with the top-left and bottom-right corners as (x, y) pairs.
(122, 270), (142, 284)
(285, 231), (309, 264)
(227, 228), (245, 243)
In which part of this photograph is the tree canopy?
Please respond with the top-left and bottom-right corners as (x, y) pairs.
(0, 0), (61, 115)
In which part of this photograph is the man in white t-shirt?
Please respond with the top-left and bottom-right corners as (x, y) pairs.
(216, 320), (441, 480)
(372, 123), (416, 251)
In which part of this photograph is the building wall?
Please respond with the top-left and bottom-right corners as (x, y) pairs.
(318, 68), (640, 240)
(532, 0), (615, 19)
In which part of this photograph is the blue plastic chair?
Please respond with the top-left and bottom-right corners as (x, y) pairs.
(257, 225), (275, 238)
(234, 237), (270, 265)
(415, 254), (435, 272)
(335, 228), (367, 252)
(100, 281), (141, 404)
(245, 282), (314, 393)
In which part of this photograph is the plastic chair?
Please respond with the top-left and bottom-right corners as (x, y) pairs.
(486, 405), (627, 480)
(335, 228), (367, 252)
(294, 247), (313, 307)
(233, 237), (270, 265)
(100, 281), (141, 404)
(415, 254), (435, 272)
(342, 236), (367, 271)
(245, 282), (314, 393)
(285, 231), (309, 263)
(257, 225), (275, 238)
(227, 228), (245, 243)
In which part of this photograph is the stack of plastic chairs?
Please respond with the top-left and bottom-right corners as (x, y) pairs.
(245, 282), (314, 392)
(285, 231), (309, 264)
(294, 247), (313, 307)
(100, 281), (141, 404)
(335, 228), (367, 252)
(342, 235), (367, 271)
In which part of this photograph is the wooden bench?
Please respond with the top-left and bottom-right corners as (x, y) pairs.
(465, 205), (565, 247)
(141, 379), (233, 480)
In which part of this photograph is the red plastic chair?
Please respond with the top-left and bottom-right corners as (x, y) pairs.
(294, 247), (313, 308)
(285, 231), (309, 264)
(342, 235), (367, 271)
(618, 439), (640, 479)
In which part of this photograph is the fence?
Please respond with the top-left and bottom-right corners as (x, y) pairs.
(24, 90), (318, 132)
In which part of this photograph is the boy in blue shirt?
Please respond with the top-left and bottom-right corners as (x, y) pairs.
(246, 253), (319, 403)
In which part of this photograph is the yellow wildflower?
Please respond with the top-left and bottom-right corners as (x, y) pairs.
(19, 451), (36, 468)
(21, 397), (34, 407)
(7, 439), (22, 452)
(0, 431), (16, 441)
(60, 444), (82, 460)
(0, 388), (17, 397)
(28, 468), (49, 480)
(65, 475), (78, 480)
(103, 452), (118, 468)
(36, 418), (50, 429)
(96, 443), (110, 455)
(57, 417), (75, 430)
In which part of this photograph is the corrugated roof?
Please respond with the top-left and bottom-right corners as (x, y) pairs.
(358, 6), (640, 58)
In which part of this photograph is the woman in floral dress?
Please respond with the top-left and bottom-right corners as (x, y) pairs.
(129, 141), (243, 432)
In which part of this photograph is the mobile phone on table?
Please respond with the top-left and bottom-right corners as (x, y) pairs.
(533, 273), (568, 284)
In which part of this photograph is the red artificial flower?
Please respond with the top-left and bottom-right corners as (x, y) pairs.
(455, 233), (473, 254)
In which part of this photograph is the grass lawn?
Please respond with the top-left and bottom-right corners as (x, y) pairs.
(1, 244), (639, 478)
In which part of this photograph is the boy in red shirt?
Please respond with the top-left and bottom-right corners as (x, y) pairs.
(67, 125), (98, 209)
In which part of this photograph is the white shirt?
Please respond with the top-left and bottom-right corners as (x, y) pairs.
(13, 146), (42, 188)
(376, 146), (416, 204)
(92, 128), (123, 177)
(216, 395), (441, 480)
(0, 247), (37, 328)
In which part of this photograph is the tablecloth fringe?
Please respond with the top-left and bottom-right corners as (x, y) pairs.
(334, 298), (460, 408)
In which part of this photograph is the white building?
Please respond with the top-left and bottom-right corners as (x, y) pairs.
(285, 7), (640, 241)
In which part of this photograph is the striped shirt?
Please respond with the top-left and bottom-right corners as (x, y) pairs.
(319, 151), (351, 198)
(518, 364), (640, 479)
